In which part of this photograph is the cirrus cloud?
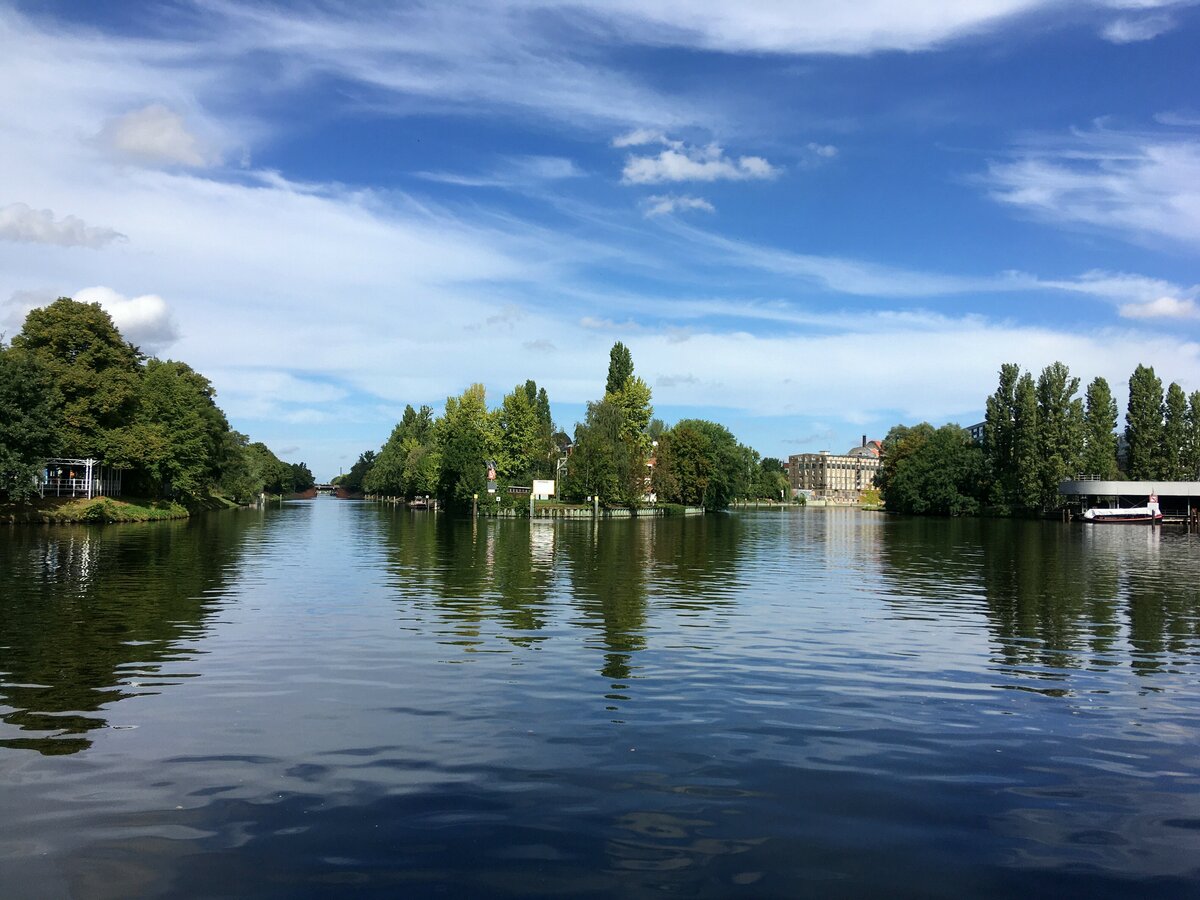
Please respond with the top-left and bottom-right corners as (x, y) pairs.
(984, 129), (1200, 248)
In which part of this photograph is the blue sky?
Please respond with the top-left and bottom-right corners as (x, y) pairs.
(1, 1), (1198, 479)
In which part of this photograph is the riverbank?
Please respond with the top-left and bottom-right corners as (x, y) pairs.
(0, 493), (244, 524)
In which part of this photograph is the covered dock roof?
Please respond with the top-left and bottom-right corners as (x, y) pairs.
(1059, 480), (1200, 498)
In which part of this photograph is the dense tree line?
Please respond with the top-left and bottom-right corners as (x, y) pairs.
(880, 360), (1200, 516)
(0, 298), (308, 503)
(348, 341), (789, 511)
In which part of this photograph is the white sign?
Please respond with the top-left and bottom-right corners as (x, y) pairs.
(532, 479), (555, 500)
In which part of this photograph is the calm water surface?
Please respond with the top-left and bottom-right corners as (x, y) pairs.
(1, 500), (1199, 898)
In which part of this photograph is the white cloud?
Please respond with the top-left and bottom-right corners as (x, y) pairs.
(643, 194), (715, 217)
(1119, 296), (1199, 318)
(0, 202), (125, 248)
(623, 141), (780, 184)
(613, 128), (670, 148)
(101, 104), (216, 168)
(806, 142), (839, 158)
(72, 286), (181, 354)
(1101, 14), (1175, 41)
(984, 130), (1200, 247)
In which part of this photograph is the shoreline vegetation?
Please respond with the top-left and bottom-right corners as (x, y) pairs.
(0, 491), (324, 524)
(879, 361), (1200, 517)
(0, 298), (316, 522)
(2, 495), (201, 524)
(338, 341), (795, 514)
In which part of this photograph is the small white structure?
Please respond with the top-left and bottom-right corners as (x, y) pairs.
(41, 458), (122, 499)
(532, 479), (555, 500)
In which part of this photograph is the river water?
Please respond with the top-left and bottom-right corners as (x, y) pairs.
(1, 499), (1198, 898)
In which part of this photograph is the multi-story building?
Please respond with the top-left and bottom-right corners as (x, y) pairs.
(787, 437), (882, 502)
(966, 422), (986, 445)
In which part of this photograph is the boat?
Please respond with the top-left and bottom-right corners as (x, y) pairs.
(1081, 493), (1163, 524)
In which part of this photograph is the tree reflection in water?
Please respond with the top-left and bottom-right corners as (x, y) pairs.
(375, 508), (744, 686)
(0, 512), (255, 754)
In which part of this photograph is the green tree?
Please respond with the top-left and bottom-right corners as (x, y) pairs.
(1125, 364), (1164, 479)
(364, 404), (438, 499)
(289, 462), (315, 492)
(0, 344), (59, 500)
(341, 450), (376, 494)
(10, 298), (143, 460)
(1163, 381), (1188, 479)
(1035, 361), (1083, 509)
(656, 422), (712, 506)
(605, 341), (634, 395)
(1013, 372), (1040, 509)
(565, 343), (654, 507)
(218, 431), (264, 502)
(753, 456), (791, 500)
(649, 430), (680, 502)
(653, 419), (744, 510)
(607, 375), (653, 447)
(984, 363), (1020, 511)
(435, 384), (495, 504)
(1186, 391), (1200, 479)
(246, 441), (292, 495)
(124, 359), (231, 502)
(1081, 376), (1119, 480)
(498, 382), (554, 483)
(878, 422), (985, 516)
(567, 398), (641, 505)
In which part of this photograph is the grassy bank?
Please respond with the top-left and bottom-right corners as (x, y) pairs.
(0, 493), (241, 524)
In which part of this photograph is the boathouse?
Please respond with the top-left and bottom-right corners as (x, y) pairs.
(1059, 478), (1200, 525)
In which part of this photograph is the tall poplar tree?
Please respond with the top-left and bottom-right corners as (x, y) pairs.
(1013, 372), (1040, 509)
(1080, 376), (1118, 480)
(1186, 391), (1200, 479)
(605, 342), (634, 395)
(1125, 365), (1164, 479)
(984, 363), (1020, 511)
(1035, 361), (1083, 508)
(1163, 382), (1189, 479)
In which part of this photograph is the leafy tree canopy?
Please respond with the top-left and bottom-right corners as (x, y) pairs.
(10, 298), (142, 459)
(0, 345), (59, 500)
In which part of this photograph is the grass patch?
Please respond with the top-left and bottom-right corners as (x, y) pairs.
(0, 495), (190, 524)
(55, 497), (189, 523)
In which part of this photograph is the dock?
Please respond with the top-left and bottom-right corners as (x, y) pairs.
(1059, 479), (1200, 529)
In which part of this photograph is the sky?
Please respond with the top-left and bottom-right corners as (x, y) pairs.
(1, 0), (1198, 480)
